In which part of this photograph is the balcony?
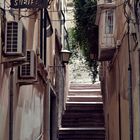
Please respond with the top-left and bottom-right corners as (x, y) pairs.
(98, 35), (116, 61)
(97, 0), (116, 9)
(67, 0), (74, 7)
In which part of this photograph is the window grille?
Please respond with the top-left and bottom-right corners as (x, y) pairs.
(5, 21), (25, 56)
(19, 50), (36, 79)
(21, 51), (31, 76)
(6, 22), (18, 53)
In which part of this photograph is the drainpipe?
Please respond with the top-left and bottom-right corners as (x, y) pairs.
(44, 9), (47, 66)
(127, 20), (134, 140)
(9, 68), (14, 140)
(139, 50), (140, 140)
(43, 82), (50, 140)
(118, 93), (122, 140)
(40, 9), (43, 60)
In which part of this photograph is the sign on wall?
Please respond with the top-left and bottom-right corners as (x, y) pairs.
(10, 0), (48, 8)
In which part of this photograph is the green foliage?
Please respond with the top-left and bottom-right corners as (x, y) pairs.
(69, 0), (98, 82)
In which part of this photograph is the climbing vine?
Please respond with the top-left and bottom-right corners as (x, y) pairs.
(69, 0), (98, 82)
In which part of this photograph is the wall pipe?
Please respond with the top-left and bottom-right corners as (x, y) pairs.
(40, 9), (43, 60)
(9, 68), (14, 140)
(118, 93), (122, 140)
(127, 20), (134, 140)
(138, 50), (140, 140)
(44, 9), (47, 66)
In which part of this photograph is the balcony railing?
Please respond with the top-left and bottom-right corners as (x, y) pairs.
(97, 0), (116, 9)
(104, 35), (115, 47)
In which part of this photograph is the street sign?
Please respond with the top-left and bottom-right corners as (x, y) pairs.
(10, 0), (48, 8)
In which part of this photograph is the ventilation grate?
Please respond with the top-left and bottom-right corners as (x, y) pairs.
(6, 22), (18, 53)
(21, 51), (31, 76)
(18, 50), (36, 79)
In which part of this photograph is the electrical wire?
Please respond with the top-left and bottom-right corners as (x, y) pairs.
(3, 1), (126, 21)
(123, 0), (136, 23)
(19, 9), (40, 19)
(3, 1), (125, 13)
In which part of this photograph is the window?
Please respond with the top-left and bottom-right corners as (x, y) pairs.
(105, 10), (114, 34)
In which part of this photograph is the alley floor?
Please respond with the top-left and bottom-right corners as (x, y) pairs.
(59, 82), (105, 140)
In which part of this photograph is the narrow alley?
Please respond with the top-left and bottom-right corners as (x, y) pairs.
(0, 0), (140, 140)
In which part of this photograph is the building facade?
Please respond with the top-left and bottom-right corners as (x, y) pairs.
(0, 0), (69, 140)
(96, 0), (140, 140)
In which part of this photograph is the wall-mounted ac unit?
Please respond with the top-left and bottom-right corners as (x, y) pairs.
(17, 50), (37, 84)
(4, 21), (25, 56)
(0, 21), (26, 66)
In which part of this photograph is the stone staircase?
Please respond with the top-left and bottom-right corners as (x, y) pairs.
(59, 83), (105, 140)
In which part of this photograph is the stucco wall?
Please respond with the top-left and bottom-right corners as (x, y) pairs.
(100, 1), (140, 140)
(0, 5), (47, 140)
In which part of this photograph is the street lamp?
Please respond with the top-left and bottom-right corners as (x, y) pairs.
(61, 49), (72, 64)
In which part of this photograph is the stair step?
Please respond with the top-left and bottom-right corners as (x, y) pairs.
(68, 89), (101, 96)
(62, 112), (104, 117)
(59, 83), (105, 140)
(67, 96), (102, 102)
(69, 83), (100, 90)
(65, 103), (104, 113)
(62, 113), (104, 127)
(59, 127), (105, 130)
(62, 123), (104, 128)
(59, 128), (105, 140)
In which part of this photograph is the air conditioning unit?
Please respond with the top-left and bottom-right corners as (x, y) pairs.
(4, 21), (25, 56)
(0, 21), (26, 66)
(17, 50), (37, 84)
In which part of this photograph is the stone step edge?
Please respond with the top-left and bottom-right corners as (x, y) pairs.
(67, 95), (102, 98)
(59, 127), (105, 131)
(66, 102), (103, 104)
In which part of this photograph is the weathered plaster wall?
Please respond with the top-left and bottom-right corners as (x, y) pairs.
(101, 1), (140, 140)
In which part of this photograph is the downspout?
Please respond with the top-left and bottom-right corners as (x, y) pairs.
(139, 50), (140, 140)
(44, 9), (47, 66)
(117, 56), (122, 140)
(40, 9), (43, 60)
(43, 82), (50, 140)
(118, 93), (122, 140)
(127, 20), (134, 140)
(9, 68), (14, 140)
